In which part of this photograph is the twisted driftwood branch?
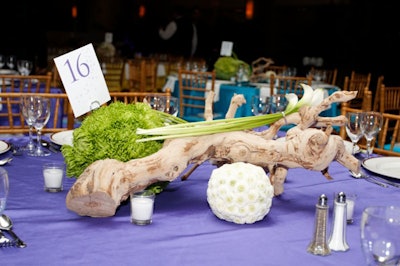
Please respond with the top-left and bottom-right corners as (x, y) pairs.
(66, 91), (359, 217)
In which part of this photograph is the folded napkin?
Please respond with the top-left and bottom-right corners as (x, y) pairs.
(162, 75), (177, 93)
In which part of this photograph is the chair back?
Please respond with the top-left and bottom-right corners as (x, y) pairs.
(126, 58), (157, 92)
(269, 75), (312, 98)
(379, 84), (400, 114)
(309, 67), (338, 85)
(0, 72), (52, 93)
(373, 75), (384, 111)
(178, 68), (216, 121)
(343, 73), (371, 109)
(0, 92), (74, 135)
(108, 89), (171, 104)
(375, 112), (400, 156)
(101, 59), (125, 92)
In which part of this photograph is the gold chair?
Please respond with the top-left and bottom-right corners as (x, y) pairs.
(269, 75), (313, 98)
(126, 58), (157, 92)
(108, 89), (171, 104)
(101, 59), (125, 92)
(374, 112), (400, 156)
(0, 72), (52, 93)
(379, 84), (400, 114)
(0, 92), (74, 135)
(372, 75), (384, 111)
(309, 67), (338, 85)
(178, 68), (220, 122)
(342, 72), (371, 109)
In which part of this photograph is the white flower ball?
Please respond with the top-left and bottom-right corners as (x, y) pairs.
(207, 162), (274, 224)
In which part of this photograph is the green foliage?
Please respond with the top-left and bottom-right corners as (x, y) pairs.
(214, 55), (250, 80)
(62, 102), (172, 178)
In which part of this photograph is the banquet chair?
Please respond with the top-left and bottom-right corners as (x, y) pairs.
(342, 72), (371, 109)
(372, 75), (384, 112)
(178, 68), (221, 122)
(374, 112), (400, 156)
(379, 84), (400, 114)
(269, 75), (313, 98)
(101, 59), (125, 92)
(126, 58), (157, 92)
(0, 72), (52, 93)
(0, 92), (74, 135)
(108, 88), (171, 104)
(309, 67), (338, 85)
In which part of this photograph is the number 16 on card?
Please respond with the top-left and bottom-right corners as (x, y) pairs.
(54, 43), (111, 118)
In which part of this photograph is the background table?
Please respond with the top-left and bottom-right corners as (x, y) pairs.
(1, 135), (399, 265)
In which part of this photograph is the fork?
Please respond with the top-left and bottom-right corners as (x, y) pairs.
(350, 170), (400, 188)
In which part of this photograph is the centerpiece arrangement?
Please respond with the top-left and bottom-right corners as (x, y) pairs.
(63, 85), (360, 219)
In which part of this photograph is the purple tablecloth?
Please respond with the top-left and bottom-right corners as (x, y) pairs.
(1, 136), (399, 265)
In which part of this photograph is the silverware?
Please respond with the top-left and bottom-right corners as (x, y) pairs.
(0, 229), (12, 248)
(0, 157), (12, 166)
(0, 214), (27, 248)
(349, 170), (400, 188)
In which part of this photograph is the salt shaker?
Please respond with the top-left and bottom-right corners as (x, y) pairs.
(328, 192), (349, 251)
(307, 194), (331, 256)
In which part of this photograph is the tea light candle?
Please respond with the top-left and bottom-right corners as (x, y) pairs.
(130, 190), (155, 225)
(44, 168), (63, 188)
(43, 163), (64, 192)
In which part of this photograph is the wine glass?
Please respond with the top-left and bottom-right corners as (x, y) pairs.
(28, 97), (51, 157)
(251, 95), (271, 116)
(0, 168), (9, 216)
(361, 111), (383, 158)
(345, 112), (364, 154)
(361, 206), (400, 266)
(160, 96), (179, 116)
(20, 96), (39, 152)
(6, 55), (16, 70)
(270, 94), (288, 113)
(17, 60), (33, 76)
(0, 54), (5, 69)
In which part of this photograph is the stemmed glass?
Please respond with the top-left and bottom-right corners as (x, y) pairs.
(270, 94), (288, 113)
(0, 54), (5, 69)
(6, 55), (16, 70)
(0, 168), (9, 217)
(251, 96), (271, 116)
(345, 112), (364, 154)
(17, 60), (33, 76)
(29, 97), (51, 157)
(360, 111), (383, 158)
(20, 96), (39, 152)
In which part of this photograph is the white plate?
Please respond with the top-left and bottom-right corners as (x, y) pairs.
(0, 69), (18, 75)
(362, 157), (400, 179)
(0, 141), (10, 154)
(50, 130), (74, 146)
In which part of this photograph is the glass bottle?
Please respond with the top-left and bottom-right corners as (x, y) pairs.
(307, 194), (331, 256)
(328, 192), (349, 251)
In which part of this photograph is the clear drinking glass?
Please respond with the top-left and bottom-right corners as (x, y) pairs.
(20, 96), (39, 152)
(361, 206), (400, 265)
(0, 168), (9, 216)
(251, 95), (271, 116)
(0, 54), (5, 69)
(345, 112), (364, 154)
(17, 60), (33, 76)
(6, 55), (16, 70)
(270, 94), (287, 114)
(361, 111), (383, 158)
(28, 97), (51, 157)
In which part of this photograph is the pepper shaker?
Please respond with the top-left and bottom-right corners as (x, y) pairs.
(328, 192), (349, 251)
(307, 194), (331, 256)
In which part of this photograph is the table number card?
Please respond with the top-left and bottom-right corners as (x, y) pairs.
(53, 43), (111, 118)
(220, 41), (233, 56)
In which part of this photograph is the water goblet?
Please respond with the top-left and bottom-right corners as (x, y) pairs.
(160, 96), (179, 117)
(361, 206), (400, 265)
(17, 60), (33, 76)
(251, 95), (271, 116)
(28, 97), (51, 157)
(0, 168), (9, 216)
(270, 94), (287, 114)
(361, 111), (383, 158)
(6, 55), (16, 70)
(20, 96), (39, 152)
(345, 112), (364, 154)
